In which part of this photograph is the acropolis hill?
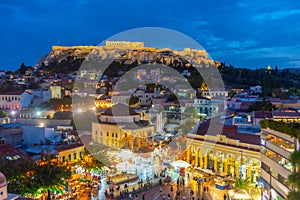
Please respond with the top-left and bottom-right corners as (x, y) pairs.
(36, 41), (215, 68)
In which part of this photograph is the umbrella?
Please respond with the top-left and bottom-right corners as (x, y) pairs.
(170, 160), (190, 168)
(111, 161), (118, 166)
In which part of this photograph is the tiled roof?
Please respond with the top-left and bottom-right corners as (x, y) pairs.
(102, 104), (138, 116)
(54, 143), (84, 152)
(0, 144), (30, 161)
(194, 119), (260, 145)
(0, 91), (24, 95)
(254, 111), (273, 119)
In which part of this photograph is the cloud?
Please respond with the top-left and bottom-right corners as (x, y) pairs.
(226, 40), (257, 50)
(253, 9), (300, 21)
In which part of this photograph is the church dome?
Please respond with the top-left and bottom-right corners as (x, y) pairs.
(0, 172), (7, 188)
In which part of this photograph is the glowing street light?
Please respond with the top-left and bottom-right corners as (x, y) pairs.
(36, 111), (41, 117)
(10, 110), (16, 115)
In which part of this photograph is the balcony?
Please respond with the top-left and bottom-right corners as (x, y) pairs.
(261, 154), (292, 179)
(261, 168), (290, 199)
(265, 140), (291, 159)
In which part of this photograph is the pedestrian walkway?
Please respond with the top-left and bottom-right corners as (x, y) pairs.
(93, 168), (233, 200)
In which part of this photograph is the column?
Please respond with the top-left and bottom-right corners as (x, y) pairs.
(214, 156), (217, 171)
(204, 154), (207, 169)
(235, 161), (239, 177)
(224, 158), (228, 174)
(200, 156), (203, 168)
(247, 164), (251, 179)
(186, 146), (190, 163)
(195, 151), (199, 166)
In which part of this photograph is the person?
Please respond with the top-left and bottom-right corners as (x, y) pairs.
(170, 186), (173, 192)
(129, 193), (132, 200)
(142, 193), (145, 200)
(160, 187), (163, 193)
(162, 195), (166, 200)
(224, 193), (227, 200)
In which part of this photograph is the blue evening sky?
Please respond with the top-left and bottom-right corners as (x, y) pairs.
(1, 0), (300, 70)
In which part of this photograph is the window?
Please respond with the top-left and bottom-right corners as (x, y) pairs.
(107, 132), (109, 137)
(68, 154), (71, 161)
(115, 133), (118, 138)
(112, 133), (114, 137)
(95, 131), (98, 135)
(261, 162), (270, 172)
(74, 153), (77, 160)
(62, 156), (65, 162)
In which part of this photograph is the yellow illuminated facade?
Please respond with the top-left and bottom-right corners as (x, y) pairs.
(185, 133), (261, 182)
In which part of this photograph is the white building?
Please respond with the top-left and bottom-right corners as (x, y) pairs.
(133, 89), (160, 106)
(23, 126), (54, 146)
(27, 89), (51, 106)
(0, 91), (32, 110)
(202, 89), (228, 98)
(250, 85), (262, 94)
(260, 126), (298, 200)
(194, 97), (223, 116)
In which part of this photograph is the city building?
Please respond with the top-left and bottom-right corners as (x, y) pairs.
(54, 143), (84, 163)
(92, 104), (154, 151)
(27, 88), (51, 106)
(194, 97), (223, 116)
(23, 126), (55, 146)
(0, 91), (32, 110)
(185, 120), (261, 182)
(0, 122), (23, 146)
(202, 89), (228, 98)
(260, 124), (297, 200)
(50, 85), (62, 99)
(249, 85), (262, 94)
(272, 111), (300, 123)
(133, 88), (160, 106)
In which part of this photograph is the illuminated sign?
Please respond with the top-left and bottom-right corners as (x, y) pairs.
(261, 139), (266, 146)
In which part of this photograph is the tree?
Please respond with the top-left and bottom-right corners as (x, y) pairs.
(234, 177), (251, 190)
(28, 82), (41, 89)
(287, 191), (300, 200)
(128, 96), (139, 106)
(184, 107), (198, 117)
(248, 100), (276, 112)
(0, 110), (8, 118)
(167, 93), (177, 102)
(52, 111), (73, 120)
(181, 118), (197, 135)
(228, 89), (236, 98)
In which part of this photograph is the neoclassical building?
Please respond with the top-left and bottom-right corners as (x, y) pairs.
(92, 104), (154, 151)
(185, 120), (261, 182)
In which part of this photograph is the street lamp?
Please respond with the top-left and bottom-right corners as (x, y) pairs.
(239, 150), (243, 179)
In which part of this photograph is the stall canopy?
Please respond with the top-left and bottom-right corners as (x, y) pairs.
(170, 160), (190, 168)
(228, 189), (252, 200)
